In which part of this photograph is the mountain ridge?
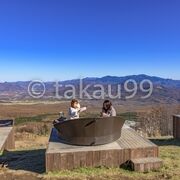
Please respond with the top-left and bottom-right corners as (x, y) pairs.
(0, 74), (179, 83)
(0, 74), (180, 102)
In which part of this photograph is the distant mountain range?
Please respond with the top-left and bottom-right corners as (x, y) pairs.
(0, 74), (180, 103)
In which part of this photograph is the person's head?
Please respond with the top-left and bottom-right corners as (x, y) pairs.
(71, 99), (80, 109)
(103, 100), (112, 112)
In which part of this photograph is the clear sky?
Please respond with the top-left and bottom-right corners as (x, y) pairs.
(0, 0), (180, 82)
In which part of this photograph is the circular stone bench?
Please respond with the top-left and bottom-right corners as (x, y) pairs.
(54, 116), (125, 146)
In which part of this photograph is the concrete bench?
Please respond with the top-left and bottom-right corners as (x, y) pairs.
(0, 120), (15, 153)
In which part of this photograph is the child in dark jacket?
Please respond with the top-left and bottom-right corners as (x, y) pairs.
(101, 100), (116, 117)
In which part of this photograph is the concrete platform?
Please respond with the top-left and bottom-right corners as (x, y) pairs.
(46, 125), (162, 172)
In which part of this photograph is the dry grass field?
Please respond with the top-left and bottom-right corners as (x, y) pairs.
(0, 100), (162, 118)
(0, 101), (180, 180)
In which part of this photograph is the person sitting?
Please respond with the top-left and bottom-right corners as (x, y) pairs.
(68, 99), (87, 119)
(100, 100), (116, 117)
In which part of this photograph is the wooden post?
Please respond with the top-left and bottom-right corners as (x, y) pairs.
(173, 115), (180, 139)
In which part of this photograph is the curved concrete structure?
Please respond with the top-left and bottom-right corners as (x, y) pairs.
(54, 116), (125, 146)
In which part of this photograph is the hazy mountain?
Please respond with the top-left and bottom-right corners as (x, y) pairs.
(0, 74), (180, 103)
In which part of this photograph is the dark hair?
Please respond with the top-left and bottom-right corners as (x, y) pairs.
(71, 99), (79, 107)
(102, 100), (112, 113)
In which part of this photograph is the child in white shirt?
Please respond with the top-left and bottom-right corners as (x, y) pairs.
(68, 99), (87, 119)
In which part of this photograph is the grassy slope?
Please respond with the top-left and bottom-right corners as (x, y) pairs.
(0, 138), (179, 180)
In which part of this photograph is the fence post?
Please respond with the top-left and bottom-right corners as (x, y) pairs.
(173, 115), (180, 139)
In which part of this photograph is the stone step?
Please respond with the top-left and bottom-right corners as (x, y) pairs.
(130, 157), (163, 172)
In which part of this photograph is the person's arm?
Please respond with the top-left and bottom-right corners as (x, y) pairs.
(111, 106), (117, 117)
(101, 108), (110, 117)
(79, 107), (87, 113)
(101, 113), (110, 117)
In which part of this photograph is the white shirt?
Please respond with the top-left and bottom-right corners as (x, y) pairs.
(68, 107), (87, 120)
(68, 107), (79, 119)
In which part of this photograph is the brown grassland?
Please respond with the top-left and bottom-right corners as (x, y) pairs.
(0, 101), (180, 180)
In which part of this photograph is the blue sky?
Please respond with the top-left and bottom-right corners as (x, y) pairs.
(0, 0), (180, 82)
